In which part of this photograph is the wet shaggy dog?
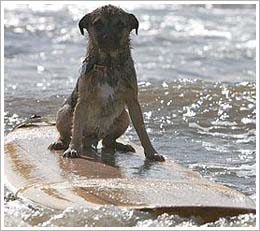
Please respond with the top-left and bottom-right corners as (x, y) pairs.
(49, 5), (165, 161)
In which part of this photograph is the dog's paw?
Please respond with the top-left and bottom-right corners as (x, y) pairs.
(115, 142), (136, 153)
(146, 153), (165, 162)
(48, 140), (66, 150)
(63, 148), (80, 158)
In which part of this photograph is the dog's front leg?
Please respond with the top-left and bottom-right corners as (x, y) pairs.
(63, 101), (84, 158)
(126, 96), (165, 162)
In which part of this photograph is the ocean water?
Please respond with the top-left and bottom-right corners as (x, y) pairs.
(4, 3), (256, 227)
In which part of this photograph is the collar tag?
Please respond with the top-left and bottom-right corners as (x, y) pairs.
(94, 64), (108, 73)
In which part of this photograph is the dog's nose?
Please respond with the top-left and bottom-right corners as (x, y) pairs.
(103, 34), (108, 40)
(103, 33), (114, 41)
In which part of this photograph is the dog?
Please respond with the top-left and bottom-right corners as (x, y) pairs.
(49, 5), (165, 161)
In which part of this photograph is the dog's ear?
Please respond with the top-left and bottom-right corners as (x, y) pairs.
(128, 14), (139, 35)
(79, 14), (90, 35)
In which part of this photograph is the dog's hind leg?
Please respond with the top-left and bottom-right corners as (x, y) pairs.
(102, 110), (135, 153)
(49, 104), (72, 150)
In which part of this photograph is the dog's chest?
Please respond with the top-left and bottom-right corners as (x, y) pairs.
(92, 69), (123, 105)
(83, 69), (125, 137)
(85, 68), (125, 114)
(98, 83), (115, 102)
(87, 80), (124, 134)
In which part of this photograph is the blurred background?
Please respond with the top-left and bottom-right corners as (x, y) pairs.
(4, 2), (257, 227)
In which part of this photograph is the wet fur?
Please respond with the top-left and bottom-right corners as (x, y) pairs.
(49, 5), (165, 161)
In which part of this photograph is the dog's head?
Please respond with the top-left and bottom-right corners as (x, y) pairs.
(79, 5), (139, 51)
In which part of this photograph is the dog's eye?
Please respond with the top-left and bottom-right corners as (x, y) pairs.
(93, 19), (104, 29)
(116, 21), (125, 29)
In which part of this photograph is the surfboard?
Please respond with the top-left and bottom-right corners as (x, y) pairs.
(4, 119), (256, 223)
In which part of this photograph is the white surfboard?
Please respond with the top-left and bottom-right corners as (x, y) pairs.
(4, 119), (255, 223)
